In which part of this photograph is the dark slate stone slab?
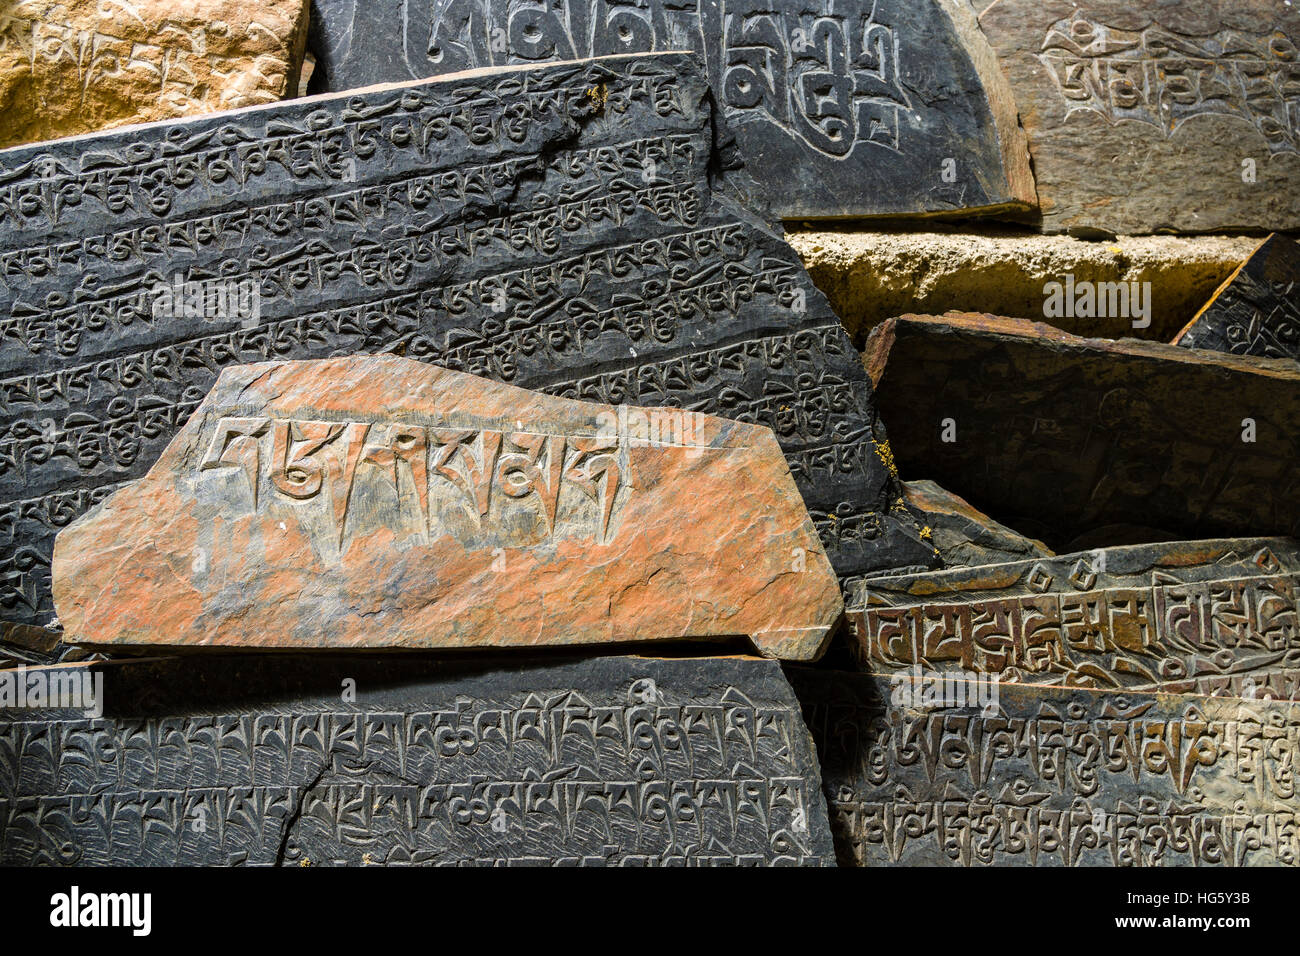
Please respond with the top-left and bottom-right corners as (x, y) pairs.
(978, 0), (1300, 235)
(0, 654), (835, 865)
(863, 312), (1300, 551)
(1175, 234), (1300, 362)
(788, 667), (1300, 866)
(304, 0), (1037, 219)
(0, 52), (936, 657)
(849, 537), (1300, 699)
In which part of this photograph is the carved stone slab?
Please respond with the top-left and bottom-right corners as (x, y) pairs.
(304, 0), (1036, 219)
(789, 668), (1300, 866)
(977, 1), (1300, 234)
(1174, 234), (1300, 361)
(903, 479), (1052, 569)
(0, 0), (310, 149)
(0, 654), (835, 866)
(849, 538), (1300, 699)
(0, 52), (935, 657)
(52, 355), (843, 660)
(864, 313), (1300, 550)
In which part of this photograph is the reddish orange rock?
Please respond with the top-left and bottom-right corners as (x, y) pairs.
(52, 356), (842, 660)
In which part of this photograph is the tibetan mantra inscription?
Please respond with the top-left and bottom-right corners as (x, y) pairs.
(978, 1), (1300, 234)
(52, 356), (843, 659)
(0, 52), (934, 654)
(850, 538), (1300, 699)
(0, 655), (836, 865)
(864, 313), (1300, 550)
(0, 0), (311, 149)
(1175, 234), (1300, 362)
(304, 0), (1036, 218)
(789, 668), (1300, 866)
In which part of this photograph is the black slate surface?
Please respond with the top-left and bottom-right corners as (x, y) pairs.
(0, 654), (835, 865)
(0, 52), (935, 658)
(304, 0), (1034, 219)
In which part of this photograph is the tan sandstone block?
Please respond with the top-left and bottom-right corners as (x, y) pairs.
(0, 0), (309, 148)
(788, 229), (1261, 343)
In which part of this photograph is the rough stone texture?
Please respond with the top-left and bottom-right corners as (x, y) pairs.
(53, 355), (843, 660)
(864, 313), (1300, 551)
(903, 479), (1052, 569)
(977, 0), (1300, 234)
(304, 0), (1036, 219)
(0, 0), (310, 149)
(0, 52), (935, 663)
(849, 537), (1300, 699)
(789, 667), (1300, 866)
(1174, 234), (1300, 361)
(787, 228), (1262, 345)
(0, 654), (836, 865)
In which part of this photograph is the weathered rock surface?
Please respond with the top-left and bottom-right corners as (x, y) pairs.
(903, 479), (1052, 569)
(789, 668), (1300, 866)
(1174, 234), (1300, 361)
(0, 0), (310, 149)
(788, 228), (1260, 344)
(977, 0), (1300, 234)
(304, 0), (1036, 219)
(850, 537), (1300, 699)
(0, 52), (935, 662)
(0, 654), (836, 865)
(864, 313), (1300, 550)
(52, 356), (842, 660)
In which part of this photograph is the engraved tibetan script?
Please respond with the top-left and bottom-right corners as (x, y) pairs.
(790, 668), (1300, 866)
(0, 655), (836, 865)
(1039, 12), (1300, 154)
(305, 0), (1035, 218)
(850, 540), (1300, 699)
(410, 0), (911, 159)
(0, 52), (932, 647)
(200, 415), (628, 549)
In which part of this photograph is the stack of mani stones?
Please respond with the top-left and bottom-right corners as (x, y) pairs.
(0, 0), (1297, 867)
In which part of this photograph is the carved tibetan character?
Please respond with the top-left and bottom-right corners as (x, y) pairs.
(51, 355), (843, 660)
(304, 0), (1036, 219)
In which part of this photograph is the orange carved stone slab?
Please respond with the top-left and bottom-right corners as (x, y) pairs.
(52, 355), (842, 660)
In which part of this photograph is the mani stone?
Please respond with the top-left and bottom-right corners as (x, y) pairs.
(304, 0), (1036, 219)
(863, 313), (1300, 551)
(0, 0), (310, 150)
(0, 52), (936, 657)
(977, 1), (1300, 234)
(52, 355), (843, 660)
(849, 537), (1300, 699)
(788, 667), (1300, 866)
(1174, 234), (1300, 362)
(0, 654), (836, 866)
(903, 479), (1052, 569)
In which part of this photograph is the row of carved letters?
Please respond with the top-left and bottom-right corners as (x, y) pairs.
(857, 575), (1300, 671)
(200, 417), (628, 545)
(0, 67), (688, 224)
(834, 800), (1298, 866)
(0, 133), (700, 289)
